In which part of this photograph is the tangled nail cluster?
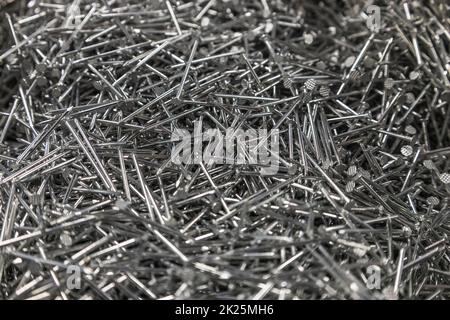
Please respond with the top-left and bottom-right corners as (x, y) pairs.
(0, 0), (449, 299)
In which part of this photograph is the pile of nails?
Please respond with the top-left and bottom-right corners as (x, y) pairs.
(0, 0), (449, 300)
